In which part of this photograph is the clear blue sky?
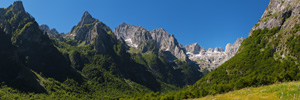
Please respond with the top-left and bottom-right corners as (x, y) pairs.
(0, 0), (269, 49)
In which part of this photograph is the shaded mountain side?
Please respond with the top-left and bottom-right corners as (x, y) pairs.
(39, 24), (65, 41)
(0, 28), (46, 93)
(0, 1), (83, 83)
(39, 24), (59, 35)
(0, 2), (163, 98)
(1, 1), (202, 99)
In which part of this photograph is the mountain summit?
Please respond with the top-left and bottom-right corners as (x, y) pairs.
(68, 11), (111, 48)
(114, 23), (188, 61)
(185, 37), (244, 71)
(249, 0), (297, 36)
(78, 11), (96, 26)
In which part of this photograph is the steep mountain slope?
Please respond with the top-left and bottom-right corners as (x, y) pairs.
(0, 1), (83, 90)
(0, 2), (204, 99)
(39, 24), (59, 35)
(136, 0), (300, 99)
(0, 2), (154, 99)
(0, 27), (45, 93)
(39, 24), (64, 41)
(60, 11), (166, 92)
(125, 0), (300, 99)
(114, 23), (188, 61)
(185, 38), (244, 71)
(113, 23), (202, 86)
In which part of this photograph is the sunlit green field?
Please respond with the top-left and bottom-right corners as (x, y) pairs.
(192, 81), (300, 100)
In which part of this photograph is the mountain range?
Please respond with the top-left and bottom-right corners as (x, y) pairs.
(141, 0), (300, 99)
(1, 0), (299, 100)
(0, 1), (202, 99)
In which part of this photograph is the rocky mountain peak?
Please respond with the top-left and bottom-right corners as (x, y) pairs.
(214, 47), (224, 52)
(114, 23), (147, 39)
(39, 24), (50, 32)
(11, 1), (25, 13)
(151, 28), (170, 38)
(249, 0), (299, 36)
(39, 24), (59, 35)
(225, 37), (245, 56)
(185, 43), (202, 54)
(207, 48), (213, 52)
(152, 28), (166, 33)
(185, 37), (244, 71)
(67, 11), (113, 54)
(78, 11), (96, 27)
(114, 23), (187, 61)
(234, 37), (245, 45)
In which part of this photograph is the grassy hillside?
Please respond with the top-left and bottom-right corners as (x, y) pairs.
(193, 81), (300, 100)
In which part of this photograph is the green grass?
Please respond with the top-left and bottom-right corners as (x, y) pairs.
(192, 81), (300, 100)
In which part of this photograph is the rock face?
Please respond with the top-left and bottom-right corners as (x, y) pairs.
(249, 0), (299, 36)
(185, 37), (245, 71)
(151, 29), (187, 60)
(184, 43), (203, 54)
(114, 23), (153, 48)
(66, 11), (114, 53)
(114, 23), (187, 61)
(39, 24), (59, 35)
(68, 11), (111, 45)
(225, 37), (244, 59)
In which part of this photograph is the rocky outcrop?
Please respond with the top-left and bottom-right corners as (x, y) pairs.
(39, 24), (59, 35)
(114, 23), (187, 61)
(225, 37), (244, 58)
(114, 23), (153, 49)
(249, 0), (300, 36)
(184, 43), (203, 54)
(214, 47), (224, 52)
(66, 11), (115, 54)
(68, 11), (111, 45)
(185, 37), (245, 71)
(151, 29), (187, 60)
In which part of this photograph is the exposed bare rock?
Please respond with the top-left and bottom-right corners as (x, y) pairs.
(185, 37), (245, 71)
(39, 24), (59, 35)
(249, 0), (300, 36)
(114, 23), (153, 49)
(113, 23), (187, 61)
(65, 11), (114, 53)
(68, 11), (111, 45)
(151, 28), (187, 60)
(214, 47), (224, 52)
(184, 43), (202, 54)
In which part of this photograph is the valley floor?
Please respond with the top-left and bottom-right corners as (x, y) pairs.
(191, 81), (300, 100)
